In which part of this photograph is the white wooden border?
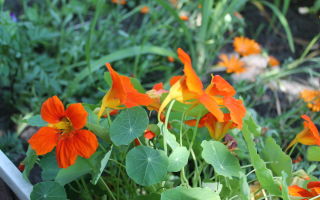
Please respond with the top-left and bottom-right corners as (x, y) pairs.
(0, 150), (32, 200)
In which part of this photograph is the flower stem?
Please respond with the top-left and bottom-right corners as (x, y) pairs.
(99, 177), (116, 200)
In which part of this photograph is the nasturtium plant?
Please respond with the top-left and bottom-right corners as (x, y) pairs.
(307, 146), (320, 161)
(161, 186), (220, 200)
(125, 146), (168, 186)
(167, 146), (190, 172)
(30, 181), (67, 200)
(201, 140), (241, 178)
(110, 107), (149, 146)
(261, 137), (292, 183)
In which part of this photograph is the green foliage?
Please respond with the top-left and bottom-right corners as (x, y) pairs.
(201, 140), (241, 178)
(161, 186), (220, 200)
(307, 146), (320, 162)
(30, 181), (67, 200)
(167, 146), (190, 172)
(110, 107), (149, 146)
(125, 146), (168, 186)
(261, 137), (292, 183)
(27, 115), (47, 127)
(39, 152), (59, 181)
(91, 148), (112, 185)
(85, 108), (109, 140)
(242, 118), (282, 196)
(22, 146), (38, 182)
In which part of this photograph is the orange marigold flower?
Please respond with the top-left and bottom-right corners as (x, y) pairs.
(28, 96), (98, 168)
(158, 48), (246, 129)
(268, 56), (280, 67)
(167, 56), (175, 62)
(300, 89), (320, 112)
(218, 54), (246, 74)
(233, 36), (261, 56)
(140, 6), (149, 14)
(111, 0), (126, 5)
(98, 63), (152, 118)
(286, 115), (320, 151)
(185, 113), (237, 140)
(180, 15), (189, 21)
(288, 181), (320, 199)
(144, 130), (156, 139)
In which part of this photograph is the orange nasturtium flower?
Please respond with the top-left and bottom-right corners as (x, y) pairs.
(300, 89), (320, 112)
(111, 0), (126, 5)
(98, 63), (152, 118)
(268, 56), (280, 67)
(158, 48), (246, 130)
(28, 96), (98, 168)
(286, 115), (320, 151)
(185, 113), (237, 140)
(233, 36), (261, 56)
(180, 15), (189, 21)
(218, 54), (246, 74)
(288, 181), (320, 199)
(140, 6), (149, 14)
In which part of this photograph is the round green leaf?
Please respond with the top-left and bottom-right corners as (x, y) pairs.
(168, 146), (189, 172)
(30, 181), (67, 200)
(110, 107), (149, 146)
(201, 140), (241, 178)
(126, 146), (168, 186)
(307, 146), (320, 161)
(161, 186), (220, 200)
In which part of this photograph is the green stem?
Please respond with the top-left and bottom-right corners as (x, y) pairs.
(80, 177), (93, 200)
(163, 100), (175, 155)
(99, 177), (116, 200)
(288, 143), (297, 156)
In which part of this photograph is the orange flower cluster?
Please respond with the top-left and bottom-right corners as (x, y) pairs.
(286, 115), (320, 151)
(28, 48), (245, 168)
(159, 48), (246, 140)
(300, 89), (320, 112)
(288, 181), (320, 199)
(28, 96), (98, 168)
(218, 36), (280, 74)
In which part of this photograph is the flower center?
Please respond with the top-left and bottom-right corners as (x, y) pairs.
(49, 118), (73, 133)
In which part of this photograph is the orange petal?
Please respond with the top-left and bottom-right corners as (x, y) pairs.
(106, 63), (127, 103)
(56, 136), (78, 168)
(41, 96), (65, 124)
(307, 182), (320, 189)
(185, 118), (206, 128)
(153, 82), (164, 91)
(224, 97), (246, 129)
(144, 130), (156, 139)
(198, 93), (224, 122)
(28, 127), (59, 155)
(170, 76), (183, 86)
(206, 75), (236, 97)
(288, 185), (312, 197)
(65, 103), (88, 130)
(71, 130), (98, 158)
(310, 187), (320, 196)
(302, 115), (320, 141)
(120, 75), (152, 107)
(178, 48), (203, 94)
